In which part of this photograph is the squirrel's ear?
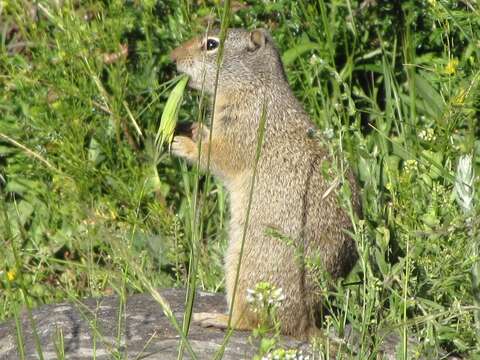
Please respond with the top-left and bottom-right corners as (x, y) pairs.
(248, 29), (267, 51)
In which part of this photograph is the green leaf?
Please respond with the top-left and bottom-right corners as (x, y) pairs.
(88, 137), (104, 164)
(282, 41), (321, 66)
(414, 72), (444, 118)
(156, 75), (189, 149)
(0, 145), (16, 155)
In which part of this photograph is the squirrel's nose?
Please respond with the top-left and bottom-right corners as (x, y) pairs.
(170, 37), (199, 62)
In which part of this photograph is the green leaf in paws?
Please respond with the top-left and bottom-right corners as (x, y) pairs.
(156, 75), (189, 150)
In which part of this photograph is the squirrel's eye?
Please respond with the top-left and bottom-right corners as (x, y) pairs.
(205, 38), (219, 51)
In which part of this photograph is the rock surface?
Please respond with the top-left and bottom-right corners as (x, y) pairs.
(0, 289), (307, 359)
(0, 288), (459, 359)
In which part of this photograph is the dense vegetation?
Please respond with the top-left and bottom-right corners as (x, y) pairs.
(1, 0), (479, 358)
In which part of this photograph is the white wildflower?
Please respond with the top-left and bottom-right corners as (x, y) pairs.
(404, 159), (418, 173)
(262, 348), (309, 360)
(454, 154), (474, 213)
(271, 287), (286, 304)
(418, 128), (436, 142)
(246, 288), (255, 304)
(246, 282), (286, 313)
(323, 128), (334, 139)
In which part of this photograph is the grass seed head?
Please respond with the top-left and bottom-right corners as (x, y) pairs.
(156, 75), (189, 150)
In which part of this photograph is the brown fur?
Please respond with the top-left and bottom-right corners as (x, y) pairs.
(170, 28), (360, 339)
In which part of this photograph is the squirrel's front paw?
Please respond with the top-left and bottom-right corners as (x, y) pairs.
(171, 135), (196, 161)
(191, 122), (209, 142)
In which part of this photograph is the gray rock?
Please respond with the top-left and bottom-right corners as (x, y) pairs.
(0, 289), (307, 359)
(0, 289), (459, 359)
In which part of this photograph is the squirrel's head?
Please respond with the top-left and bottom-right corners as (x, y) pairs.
(170, 28), (286, 95)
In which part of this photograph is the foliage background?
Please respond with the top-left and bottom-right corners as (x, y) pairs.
(1, 0), (479, 357)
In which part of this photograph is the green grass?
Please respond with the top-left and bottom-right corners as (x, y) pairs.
(1, 0), (479, 358)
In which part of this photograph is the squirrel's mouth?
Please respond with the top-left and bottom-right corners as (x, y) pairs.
(175, 61), (211, 93)
(176, 69), (198, 91)
(175, 63), (188, 76)
(175, 64), (196, 85)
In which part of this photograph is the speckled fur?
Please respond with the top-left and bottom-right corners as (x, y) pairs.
(170, 28), (360, 339)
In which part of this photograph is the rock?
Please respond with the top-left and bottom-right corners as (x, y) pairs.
(0, 289), (307, 359)
(0, 288), (460, 359)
